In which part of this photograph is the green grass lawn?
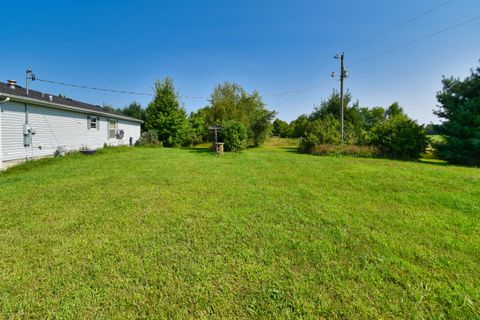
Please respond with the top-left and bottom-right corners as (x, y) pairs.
(1, 144), (479, 318)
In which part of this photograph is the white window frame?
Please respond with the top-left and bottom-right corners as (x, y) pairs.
(108, 119), (117, 139)
(88, 115), (99, 130)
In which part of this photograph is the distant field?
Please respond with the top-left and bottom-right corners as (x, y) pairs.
(429, 134), (446, 144)
(0, 144), (479, 318)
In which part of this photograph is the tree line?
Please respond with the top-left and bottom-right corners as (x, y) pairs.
(114, 62), (480, 165)
(272, 92), (429, 159)
(115, 78), (275, 151)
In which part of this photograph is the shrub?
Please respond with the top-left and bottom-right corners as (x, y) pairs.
(370, 115), (429, 159)
(220, 121), (248, 152)
(309, 144), (381, 158)
(298, 116), (341, 153)
(135, 130), (163, 147)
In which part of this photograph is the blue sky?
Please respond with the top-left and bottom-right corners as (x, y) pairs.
(1, 0), (479, 124)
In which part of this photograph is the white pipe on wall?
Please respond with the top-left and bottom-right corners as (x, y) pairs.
(0, 95), (11, 170)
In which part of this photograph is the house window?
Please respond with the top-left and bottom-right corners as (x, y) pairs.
(88, 115), (99, 130)
(108, 120), (117, 139)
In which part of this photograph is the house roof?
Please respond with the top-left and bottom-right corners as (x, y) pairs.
(0, 82), (143, 123)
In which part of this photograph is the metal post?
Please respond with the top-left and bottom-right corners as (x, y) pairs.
(26, 69), (35, 96)
(26, 69), (29, 96)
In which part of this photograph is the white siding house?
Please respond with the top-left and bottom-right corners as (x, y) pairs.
(0, 81), (142, 169)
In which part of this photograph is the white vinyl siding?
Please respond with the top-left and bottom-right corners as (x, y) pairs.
(1, 101), (141, 162)
(1, 103), (26, 161)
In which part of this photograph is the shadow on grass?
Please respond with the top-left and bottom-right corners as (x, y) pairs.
(279, 146), (300, 154)
(1, 154), (80, 176)
(289, 147), (470, 168)
(183, 147), (213, 154)
(1, 146), (135, 176)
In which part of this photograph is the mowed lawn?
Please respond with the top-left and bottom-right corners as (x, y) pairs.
(0, 144), (479, 319)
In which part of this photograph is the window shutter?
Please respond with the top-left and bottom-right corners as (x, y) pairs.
(87, 115), (91, 130)
(97, 117), (100, 130)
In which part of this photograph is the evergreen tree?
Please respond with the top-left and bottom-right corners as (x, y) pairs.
(121, 102), (146, 131)
(435, 65), (480, 165)
(145, 78), (188, 147)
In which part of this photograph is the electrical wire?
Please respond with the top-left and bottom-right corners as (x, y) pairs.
(36, 78), (213, 100)
(349, 14), (480, 67)
(267, 0), (459, 99)
(262, 61), (333, 98)
(35, 78), (154, 96)
(345, 0), (457, 52)
(34, 74), (330, 100)
(32, 3), (476, 102)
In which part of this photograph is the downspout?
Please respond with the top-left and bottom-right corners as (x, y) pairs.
(24, 69), (35, 161)
(0, 102), (2, 170)
(0, 95), (11, 170)
(25, 103), (29, 161)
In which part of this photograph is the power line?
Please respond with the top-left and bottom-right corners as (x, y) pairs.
(263, 79), (325, 97)
(345, 0), (457, 52)
(266, 1), (458, 100)
(349, 14), (480, 67)
(35, 74), (330, 101)
(32, 12), (478, 103)
(35, 78), (154, 96)
(36, 78), (212, 100)
(263, 61), (333, 98)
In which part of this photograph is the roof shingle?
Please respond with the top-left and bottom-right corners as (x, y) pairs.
(0, 82), (142, 122)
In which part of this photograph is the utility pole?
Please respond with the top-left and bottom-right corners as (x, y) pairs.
(333, 52), (347, 143)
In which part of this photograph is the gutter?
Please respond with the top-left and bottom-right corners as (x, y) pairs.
(0, 92), (144, 124)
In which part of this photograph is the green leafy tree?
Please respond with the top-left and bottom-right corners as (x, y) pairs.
(145, 78), (189, 147)
(185, 107), (211, 146)
(385, 102), (405, 118)
(121, 102), (146, 130)
(208, 82), (276, 147)
(288, 115), (309, 138)
(370, 115), (429, 159)
(360, 106), (386, 130)
(424, 123), (437, 135)
(434, 65), (480, 165)
(272, 119), (289, 137)
(122, 102), (146, 120)
(102, 103), (116, 113)
(310, 91), (350, 120)
(309, 91), (366, 144)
